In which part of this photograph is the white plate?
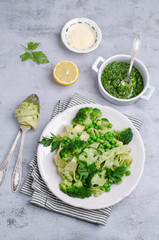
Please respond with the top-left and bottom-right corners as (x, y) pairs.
(61, 18), (102, 53)
(37, 104), (145, 210)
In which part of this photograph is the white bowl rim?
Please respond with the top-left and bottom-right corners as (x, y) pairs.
(98, 54), (149, 102)
(61, 17), (102, 53)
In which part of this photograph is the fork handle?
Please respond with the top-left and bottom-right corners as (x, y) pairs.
(0, 129), (21, 186)
(12, 129), (27, 192)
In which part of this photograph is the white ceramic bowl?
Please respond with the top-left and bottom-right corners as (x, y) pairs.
(61, 18), (102, 53)
(92, 55), (155, 105)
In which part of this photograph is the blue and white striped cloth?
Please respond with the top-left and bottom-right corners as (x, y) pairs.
(21, 93), (143, 225)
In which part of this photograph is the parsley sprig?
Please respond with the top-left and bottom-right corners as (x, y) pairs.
(38, 133), (61, 152)
(107, 166), (127, 183)
(78, 161), (97, 179)
(20, 42), (49, 64)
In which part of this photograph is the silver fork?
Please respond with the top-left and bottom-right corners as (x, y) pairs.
(12, 125), (30, 192)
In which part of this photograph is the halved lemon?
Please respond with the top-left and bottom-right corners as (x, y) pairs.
(53, 61), (79, 85)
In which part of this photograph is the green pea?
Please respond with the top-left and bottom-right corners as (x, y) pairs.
(61, 143), (65, 148)
(125, 170), (131, 176)
(92, 119), (97, 124)
(85, 125), (89, 130)
(77, 132), (82, 136)
(113, 132), (117, 138)
(93, 136), (97, 141)
(100, 187), (105, 191)
(108, 123), (112, 128)
(82, 179), (86, 183)
(103, 141), (107, 146)
(67, 139), (71, 143)
(99, 125), (103, 130)
(76, 137), (81, 141)
(89, 139), (94, 144)
(90, 134), (95, 139)
(86, 129), (91, 134)
(108, 183), (112, 187)
(105, 135), (110, 141)
(110, 140), (115, 145)
(100, 133), (104, 138)
(94, 125), (98, 129)
(111, 144), (115, 149)
(105, 186), (110, 192)
(105, 148), (109, 152)
(75, 174), (80, 180)
(72, 138), (75, 142)
(123, 163), (128, 168)
(97, 138), (101, 142)
(89, 124), (94, 128)
(104, 183), (109, 188)
(99, 144), (104, 149)
(63, 136), (68, 141)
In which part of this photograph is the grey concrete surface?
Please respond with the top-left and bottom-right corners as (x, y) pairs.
(0, 0), (159, 239)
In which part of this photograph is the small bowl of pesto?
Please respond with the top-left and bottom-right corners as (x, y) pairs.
(92, 54), (154, 105)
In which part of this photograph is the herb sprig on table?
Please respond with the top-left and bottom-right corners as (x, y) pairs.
(20, 42), (49, 64)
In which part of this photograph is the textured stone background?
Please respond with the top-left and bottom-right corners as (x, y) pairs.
(0, 0), (159, 239)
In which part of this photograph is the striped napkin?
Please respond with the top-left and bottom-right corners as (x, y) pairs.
(21, 93), (143, 225)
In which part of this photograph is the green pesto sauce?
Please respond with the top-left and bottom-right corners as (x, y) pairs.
(101, 61), (144, 99)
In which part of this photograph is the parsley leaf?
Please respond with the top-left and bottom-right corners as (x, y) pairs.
(27, 42), (40, 50)
(38, 133), (61, 152)
(20, 52), (33, 61)
(20, 42), (49, 64)
(51, 141), (60, 152)
(78, 161), (89, 179)
(78, 161), (97, 180)
(107, 166), (127, 183)
(32, 51), (49, 65)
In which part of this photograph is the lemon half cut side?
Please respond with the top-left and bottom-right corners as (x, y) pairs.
(53, 61), (79, 85)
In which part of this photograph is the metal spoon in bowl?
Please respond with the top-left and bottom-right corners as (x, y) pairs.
(121, 34), (141, 96)
(0, 94), (40, 191)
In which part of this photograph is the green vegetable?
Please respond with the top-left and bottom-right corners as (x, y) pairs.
(60, 178), (92, 199)
(116, 128), (133, 145)
(87, 170), (106, 188)
(96, 118), (109, 127)
(78, 161), (97, 180)
(72, 107), (102, 126)
(78, 147), (102, 165)
(20, 42), (49, 65)
(125, 170), (131, 176)
(107, 166), (127, 183)
(38, 133), (61, 152)
(59, 140), (88, 161)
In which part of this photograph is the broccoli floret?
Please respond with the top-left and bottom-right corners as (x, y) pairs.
(116, 128), (133, 145)
(59, 176), (72, 192)
(96, 118), (109, 127)
(92, 108), (102, 119)
(60, 179), (92, 199)
(78, 147), (102, 165)
(72, 107), (102, 126)
(87, 170), (106, 187)
(59, 140), (88, 161)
